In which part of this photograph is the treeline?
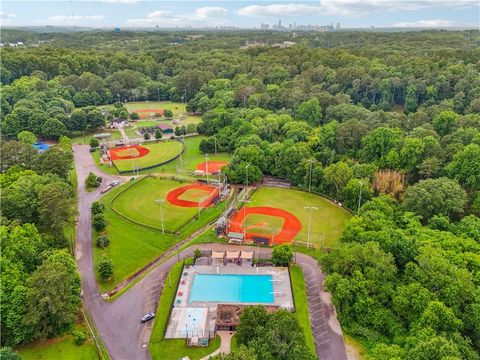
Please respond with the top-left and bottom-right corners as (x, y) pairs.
(0, 136), (81, 348)
(322, 196), (480, 359)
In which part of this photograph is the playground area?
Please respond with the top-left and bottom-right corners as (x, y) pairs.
(111, 178), (223, 233)
(228, 187), (352, 248)
(109, 141), (183, 173)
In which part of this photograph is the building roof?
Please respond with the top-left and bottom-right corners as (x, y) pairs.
(158, 123), (172, 131)
(227, 232), (244, 240)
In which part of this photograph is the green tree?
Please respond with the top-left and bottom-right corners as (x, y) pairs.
(144, 132), (151, 140)
(236, 306), (270, 346)
(154, 129), (162, 139)
(0, 141), (37, 171)
(211, 346), (257, 360)
(432, 111), (458, 137)
(17, 131), (37, 145)
(361, 127), (403, 164)
(91, 201), (105, 215)
(341, 178), (373, 210)
(89, 137), (99, 148)
(446, 144), (480, 190)
(35, 147), (72, 180)
(41, 118), (68, 140)
(92, 213), (107, 232)
(324, 161), (353, 198)
(296, 98), (322, 126)
(0, 347), (22, 360)
(25, 251), (81, 339)
(164, 109), (173, 118)
(271, 245), (293, 266)
(403, 177), (467, 220)
(38, 181), (72, 237)
(98, 257), (113, 281)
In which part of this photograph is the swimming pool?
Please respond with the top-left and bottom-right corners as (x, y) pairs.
(33, 142), (51, 151)
(189, 274), (274, 303)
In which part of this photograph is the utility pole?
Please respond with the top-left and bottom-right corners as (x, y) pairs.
(357, 180), (363, 213)
(214, 137), (217, 155)
(304, 206), (318, 249)
(205, 153), (209, 184)
(242, 198), (251, 241)
(155, 199), (165, 234)
(308, 159), (314, 193)
(245, 164), (250, 199)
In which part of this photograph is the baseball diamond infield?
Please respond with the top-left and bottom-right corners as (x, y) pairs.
(109, 145), (150, 160)
(167, 184), (220, 208)
(196, 161), (229, 174)
(229, 206), (302, 244)
(134, 109), (165, 118)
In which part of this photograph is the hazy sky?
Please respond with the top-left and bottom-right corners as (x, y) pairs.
(1, 0), (479, 29)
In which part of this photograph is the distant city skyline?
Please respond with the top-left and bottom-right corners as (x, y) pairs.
(1, 1), (479, 29)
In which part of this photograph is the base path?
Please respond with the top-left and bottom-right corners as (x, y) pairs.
(229, 206), (302, 244)
(73, 144), (347, 360)
(196, 161), (228, 174)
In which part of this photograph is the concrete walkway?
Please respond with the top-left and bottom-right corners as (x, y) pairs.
(199, 331), (234, 360)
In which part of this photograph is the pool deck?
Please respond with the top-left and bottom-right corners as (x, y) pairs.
(165, 264), (294, 339)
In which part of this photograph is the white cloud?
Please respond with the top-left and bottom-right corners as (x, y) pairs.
(237, 4), (323, 17)
(392, 19), (455, 27)
(1, 11), (17, 25)
(101, 0), (140, 4)
(127, 6), (229, 27)
(237, 0), (479, 18)
(43, 14), (105, 24)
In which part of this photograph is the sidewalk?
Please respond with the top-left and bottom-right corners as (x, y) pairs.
(199, 331), (234, 360)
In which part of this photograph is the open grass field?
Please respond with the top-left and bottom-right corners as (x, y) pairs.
(112, 140), (183, 172)
(111, 178), (219, 233)
(96, 179), (228, 292)
(149, 261), (221, 360)
(243, 187), (352, 249)
(290, 265), (316, 353)
(17, 334), (97, 360)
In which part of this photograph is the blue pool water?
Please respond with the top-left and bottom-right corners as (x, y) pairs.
(189, 274), (274, 303)
(33, 142), (51, 151)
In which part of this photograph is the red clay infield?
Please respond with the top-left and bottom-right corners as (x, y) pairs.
(167, 184), (219, 208)
(109, 145), (150, 160)
(196, 161), (228, 174)
(229, 206), (302, 244)
(134, 109), (164, 118)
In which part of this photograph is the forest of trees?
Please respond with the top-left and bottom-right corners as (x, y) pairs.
(1, 29), (479, 358)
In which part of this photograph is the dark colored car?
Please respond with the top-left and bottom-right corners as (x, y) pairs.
(141, 313), (155, 323)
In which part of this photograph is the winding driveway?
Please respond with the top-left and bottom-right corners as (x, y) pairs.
(73, 144), (347, 360)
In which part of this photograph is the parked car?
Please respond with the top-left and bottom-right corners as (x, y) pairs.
(110, 180), (120, 187)
(141, 313), (155, 323)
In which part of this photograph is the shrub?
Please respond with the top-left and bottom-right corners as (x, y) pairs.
(144, 132), (151, 140)
(91, 201), (104, 215)
(186, 123), (197, 134)
(89, 137), (99, 148)
(130, 112), (139, 120)
(85, 172), (101, 188)
(98, 257), (113, 280)
(164, 109), (173, 118)
(155, 129), (163, 139)
(73, 330), (87, 345)
(96, 236), (110, 248)
(272, 245), (293, 266)
(92, 213), (107, 232)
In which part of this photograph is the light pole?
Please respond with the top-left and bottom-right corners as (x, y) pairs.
(155, 199), (165, 234)
(214, 137), (217, 155)
(357, 180), (363, 213)
(130, 148), (135, 175)
(308, 159), (314, 193)
(205, 153), (209, 184)
(245, 164), (250, 199)
(242, 198), (251, 242)
(304, 206), (318, 250)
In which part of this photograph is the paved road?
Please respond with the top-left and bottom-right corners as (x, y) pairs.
(73, 144), (347, 360)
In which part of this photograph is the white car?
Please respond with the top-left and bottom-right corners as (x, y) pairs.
(110, 180), (120, 187)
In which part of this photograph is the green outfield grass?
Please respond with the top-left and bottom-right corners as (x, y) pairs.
(112, 140), (183, 173)
(247, 187), (352, 249)
(111, 178), (217, 232)
(95, 179), (227, 292)
(243, 213), (285, 236)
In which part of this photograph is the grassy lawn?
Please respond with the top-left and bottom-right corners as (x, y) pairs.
(290, 265), (316, 353)
(247, 187), (352, 249)
(344, 334), (366, 359)
(112, 140), (183, 173)
(17, 324), (98, 360)
(95, 179), (228, 292)
(111, 178), (218, 232)
(149, 262), (221, 360)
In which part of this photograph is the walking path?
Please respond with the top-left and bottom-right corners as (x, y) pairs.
(73, 144), (347, 360)
(199, 331), (234, 360)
